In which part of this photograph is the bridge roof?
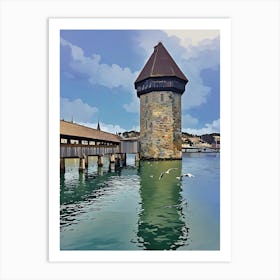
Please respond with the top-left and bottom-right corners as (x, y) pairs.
(60, 120), (121, 143)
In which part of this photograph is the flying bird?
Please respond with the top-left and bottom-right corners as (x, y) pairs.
(159, 168), (178, 180)
(176, 173), (195, 180)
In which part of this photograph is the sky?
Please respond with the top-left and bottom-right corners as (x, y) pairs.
(60, 29), (220, 135)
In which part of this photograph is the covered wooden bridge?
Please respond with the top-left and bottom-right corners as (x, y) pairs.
(60, 120), (139, 172)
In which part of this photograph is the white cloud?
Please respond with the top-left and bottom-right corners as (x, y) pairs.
(164, 30), (219, 48)
(60, 97), (98, 123)
(123, 92), (140, 113)
(135, 30), (182, 61)
(183, 118), (220, 135)
(182, 113), (199, 128)
(77, 121), (140, 134)
(61, 37), (138, 90)
(61, 32), (220, 117)
(135, 30), (220, 110)
(78, 121), (127, 134)
(182, 73), (210, 109)
(61, 38), (84, 60)
(130, 125), (140, 132)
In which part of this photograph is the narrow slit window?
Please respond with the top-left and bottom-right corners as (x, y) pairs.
(150, 122), (153, 132)
(161, 93), (164, 102)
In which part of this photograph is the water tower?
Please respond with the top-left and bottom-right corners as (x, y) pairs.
(134, 42), (188, 160)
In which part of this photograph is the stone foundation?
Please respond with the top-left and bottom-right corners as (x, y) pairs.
(140, 91), (182, 160)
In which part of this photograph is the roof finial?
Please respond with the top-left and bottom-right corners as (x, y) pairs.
(154, 41), (163, 48)
(97, 119), (101, 131)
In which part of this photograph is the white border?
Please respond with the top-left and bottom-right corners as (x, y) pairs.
(49, 18), (231, 262)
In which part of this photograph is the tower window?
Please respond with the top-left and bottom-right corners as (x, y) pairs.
(145, 95), (148, 103)
(160, 93), (164, 102)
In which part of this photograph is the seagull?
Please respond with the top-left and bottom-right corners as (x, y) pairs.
(159, 168), (178, 180)
(176, 173), (195, 180)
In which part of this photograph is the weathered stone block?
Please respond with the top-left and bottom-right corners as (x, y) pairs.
(139, 91), (182, 160)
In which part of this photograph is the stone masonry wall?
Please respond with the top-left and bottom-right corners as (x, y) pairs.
(140, 91), (182, 160)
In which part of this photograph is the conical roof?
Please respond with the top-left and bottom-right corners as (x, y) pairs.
(135, 42), (188, 84)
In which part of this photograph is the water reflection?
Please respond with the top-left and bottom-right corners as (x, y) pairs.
(60, 158), (122, 231)
(137, 160), (189, 250)
(60, 154), (219, 250)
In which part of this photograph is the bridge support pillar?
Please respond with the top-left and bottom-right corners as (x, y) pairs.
(121, 153), (127, 166)
(82, 153), (88, 168)
(98, 155), (103, 167)
(110, 154), (115, 163)
(98, 166), (103, 175)
(110, 162), (115, 172)
(60, 158), (65, 173)
(115, 154), (120, 167)
(79, 158), (86, 172)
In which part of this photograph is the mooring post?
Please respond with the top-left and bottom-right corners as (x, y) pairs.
(79, 157), (86, 172)
(60, 158), (65, 173)
(98, 155), (103, 167)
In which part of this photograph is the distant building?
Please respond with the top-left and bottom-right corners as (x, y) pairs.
(212, 135), (220, 148)
(134, 42), (188, 160)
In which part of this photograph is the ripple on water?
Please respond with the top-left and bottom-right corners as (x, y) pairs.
(60, 154), (220, 250)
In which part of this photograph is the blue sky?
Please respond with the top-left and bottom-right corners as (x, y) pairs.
(60, 29), (220, 135)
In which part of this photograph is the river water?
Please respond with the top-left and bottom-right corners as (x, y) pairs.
(60, 153), (220, 250)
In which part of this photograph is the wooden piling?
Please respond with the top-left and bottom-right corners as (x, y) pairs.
(98, 166), (103, 175)
(110, 154), (115, 163)
(84, 155), (88, 168)
(79, 158), (86, 172)
(110, 162), (115, 172)
(60, 158), (65, 173)
(115, 154), (120, 167)
(98, 155), (103, 167)
(121, 153), (127, 166)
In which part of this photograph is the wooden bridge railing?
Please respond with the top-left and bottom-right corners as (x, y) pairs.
(60, 144), (120, 158)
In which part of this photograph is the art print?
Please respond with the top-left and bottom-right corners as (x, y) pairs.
(49, 18), (231, 262)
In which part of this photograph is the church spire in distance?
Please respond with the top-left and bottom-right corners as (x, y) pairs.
(97, 120), (101, 131)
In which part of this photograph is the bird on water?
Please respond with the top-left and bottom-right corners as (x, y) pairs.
(176, 173), (195, 180)
(159, 168), (178, 180)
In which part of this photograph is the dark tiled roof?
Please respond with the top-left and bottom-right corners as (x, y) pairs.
(60, 120), (121, 143)
(135, 42), (188, 84)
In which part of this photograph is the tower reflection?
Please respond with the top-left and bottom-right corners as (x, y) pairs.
(137, 160), (189, 250)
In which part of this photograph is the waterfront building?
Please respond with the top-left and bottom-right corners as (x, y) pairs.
(134, 42), (188, 160)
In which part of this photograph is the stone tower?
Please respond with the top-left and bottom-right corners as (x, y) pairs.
(134, 42), (188, 160)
